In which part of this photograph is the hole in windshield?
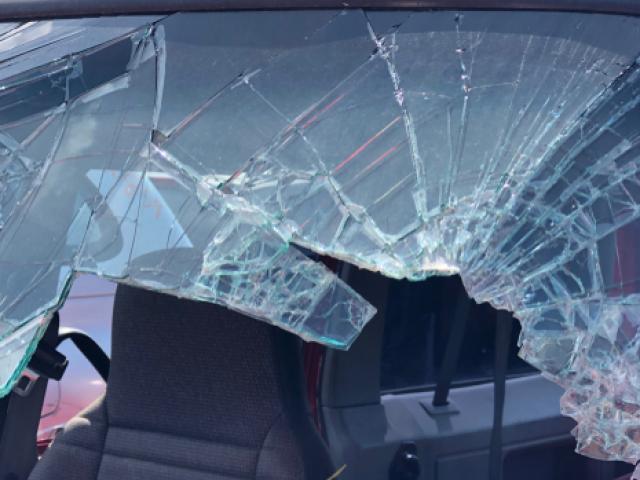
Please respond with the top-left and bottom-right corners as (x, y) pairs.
(380, 275), (535, 393)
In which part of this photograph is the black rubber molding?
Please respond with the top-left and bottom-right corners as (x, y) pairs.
(1, 0), (640, 21)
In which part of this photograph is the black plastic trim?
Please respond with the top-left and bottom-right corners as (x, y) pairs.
(1, 0), (640, 21)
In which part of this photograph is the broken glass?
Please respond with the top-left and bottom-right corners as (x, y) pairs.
(1, 8), (640, 472)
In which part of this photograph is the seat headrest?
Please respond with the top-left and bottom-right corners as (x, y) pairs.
(106, 285), (304, 445)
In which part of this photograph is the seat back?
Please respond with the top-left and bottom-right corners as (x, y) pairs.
(30, 285), (334, 480)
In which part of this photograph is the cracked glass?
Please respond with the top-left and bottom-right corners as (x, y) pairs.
(1, 8), (640, 473)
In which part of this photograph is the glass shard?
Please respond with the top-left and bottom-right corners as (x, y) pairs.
(1, 9), (640, 471)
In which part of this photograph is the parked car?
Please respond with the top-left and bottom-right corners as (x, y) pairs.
(37, 276), (114, 452)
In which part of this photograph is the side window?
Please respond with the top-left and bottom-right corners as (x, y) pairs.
(380, 275), (535, 393)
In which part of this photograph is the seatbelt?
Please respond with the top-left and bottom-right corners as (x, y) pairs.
(432, 293), (470, 408)
(489, 311), (513, 480)
(57, 328), (109, 381)
(0, 313), (110, 480)
(0, 314), (62, 480)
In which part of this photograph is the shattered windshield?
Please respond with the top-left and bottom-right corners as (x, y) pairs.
(1, 8), (640, 472)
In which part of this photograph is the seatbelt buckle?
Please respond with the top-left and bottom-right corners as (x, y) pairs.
(12, 337), (68, 398)
(28, 342), (68, 382)
(12, 368), (40, 397)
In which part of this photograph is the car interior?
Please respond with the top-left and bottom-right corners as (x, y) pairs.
(1, 1), (640, 480)
(0, 266), (635, 480)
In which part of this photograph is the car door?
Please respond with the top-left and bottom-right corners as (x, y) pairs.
(319, 266), (635, 480)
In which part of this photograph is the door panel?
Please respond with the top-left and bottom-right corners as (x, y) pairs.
(320, 267), (634, 480)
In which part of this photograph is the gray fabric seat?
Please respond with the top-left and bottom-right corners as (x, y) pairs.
(30, 285), (335, 480)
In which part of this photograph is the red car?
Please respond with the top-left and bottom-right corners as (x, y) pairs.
(37, 276), (114, 452)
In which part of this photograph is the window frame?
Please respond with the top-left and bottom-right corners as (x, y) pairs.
(1, 0), (640, 21)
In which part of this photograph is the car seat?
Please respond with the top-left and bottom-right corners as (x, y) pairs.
(29, 285), (335, 480)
